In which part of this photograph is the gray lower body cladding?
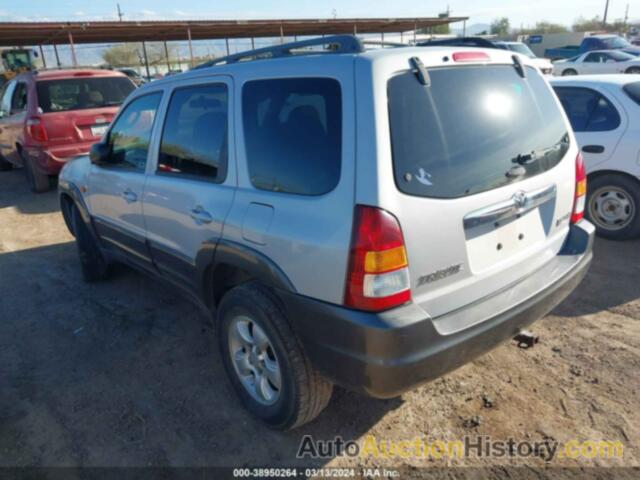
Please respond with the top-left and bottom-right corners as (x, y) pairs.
(280, 221), (594, 398)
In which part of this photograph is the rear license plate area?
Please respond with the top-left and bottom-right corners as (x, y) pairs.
(90, 124), (109, 137)
(465, 209), (547, 272)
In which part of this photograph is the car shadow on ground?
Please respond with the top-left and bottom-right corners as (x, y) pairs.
(553, 236), (640, 319)
(0, 169), (59, 215)
(0, 241), (401, 467)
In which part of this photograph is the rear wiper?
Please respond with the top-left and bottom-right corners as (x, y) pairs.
(409, 57), (431, 86)
(511, 140), (567, 166)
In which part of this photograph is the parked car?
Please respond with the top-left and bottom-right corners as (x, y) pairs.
(59, 36), (593, 429)
(117, 68), (146, 86)
(551, 76), (640, 240)
(545, 35), (640, 61)
(418, 37), (553, 74)
(494, 41), (554, 75)
(553, 50), (640, 76)
(0, 69), (136, 191)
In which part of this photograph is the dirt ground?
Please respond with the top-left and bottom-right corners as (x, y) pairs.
(1, 168), (639, 476)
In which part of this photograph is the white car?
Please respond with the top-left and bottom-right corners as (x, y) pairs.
(553, 50), (640, 76)
(551, 75), (640, 239)
(495, 41), (554, 75)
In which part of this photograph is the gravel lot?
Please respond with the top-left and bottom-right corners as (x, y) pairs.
(1, 168), (639, 476)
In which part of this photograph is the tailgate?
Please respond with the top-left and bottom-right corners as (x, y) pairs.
(41, 108), (116, 145)
(384, 61), (578, 318)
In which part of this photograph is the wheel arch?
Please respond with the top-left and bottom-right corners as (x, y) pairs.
(587, 169), (640, 186)
(197, 240), (297, 310)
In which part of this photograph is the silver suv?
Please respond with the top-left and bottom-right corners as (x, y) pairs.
(59, 36), (594, 429)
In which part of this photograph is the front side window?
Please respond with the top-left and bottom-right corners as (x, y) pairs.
(158, 84), (228, 182)
(584, 53), (602, 63)
(242, 78), (342, 196)
(553, 87), (621, 132)
(108, 92), (162, 171)
(388, 65), (569, 199)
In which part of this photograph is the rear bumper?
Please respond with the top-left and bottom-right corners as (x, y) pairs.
(24, 144), (92, 175)
(282, 221), (594, 398)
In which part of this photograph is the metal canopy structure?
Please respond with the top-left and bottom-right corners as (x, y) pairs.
(0, 17), (468, 46)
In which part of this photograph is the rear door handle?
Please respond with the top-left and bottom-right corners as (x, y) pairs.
(582, 145), (605, 154)
(121, 189), (137, 203)
(190, 206), (213, 225)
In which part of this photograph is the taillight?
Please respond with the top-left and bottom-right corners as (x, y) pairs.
(452, 51), (491, 62)
(26, 117), (48, 143)
(344, 205), (411, 312)
(571, 153), (587, 224)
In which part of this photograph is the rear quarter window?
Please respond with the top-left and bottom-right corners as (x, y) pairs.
(388, 65), (570, 199)
(242, 77), (341, 196)
(623, 81), (640, 105)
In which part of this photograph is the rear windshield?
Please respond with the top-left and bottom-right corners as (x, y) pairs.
(388, 65), (570, 198)
(623, 81), (640, 105)
(36, 77), (135, 113)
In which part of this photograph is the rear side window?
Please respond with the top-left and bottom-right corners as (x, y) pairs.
(388, 65), (570, 199)
(623, 81), (640, 105)
(36, 77), (135, 113)
(553, 87), (621, 132)
(158, 84), (228, 182)
(242, 78), (341, 196)
(11, 82), (27, 111)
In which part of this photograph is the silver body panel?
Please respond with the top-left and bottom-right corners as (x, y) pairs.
(60, 46), (579, 315)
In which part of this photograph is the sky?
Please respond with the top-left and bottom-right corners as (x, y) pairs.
(0, 0), (635, 29)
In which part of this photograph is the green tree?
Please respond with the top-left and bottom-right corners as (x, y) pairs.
(520, 21), (569, 34)
(490, 17), (511, 36)
(419, 12), (451, 35)
(573, 15), (628, 33)
(102, 44), (141, 67)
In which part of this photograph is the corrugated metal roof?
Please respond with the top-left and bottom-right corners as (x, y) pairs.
(0, 17), (468, 46)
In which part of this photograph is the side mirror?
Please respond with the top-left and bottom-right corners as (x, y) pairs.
(89, 142), (114, 166)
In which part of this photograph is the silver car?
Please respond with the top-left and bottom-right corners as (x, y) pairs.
(59, 36), (594, 429)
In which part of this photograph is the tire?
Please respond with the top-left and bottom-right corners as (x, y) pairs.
(71, 204), (110, 281)
(0, 154), (12, 171)
(217, 283), (333, 430)
(562, 69), (578, 76)
(22, 152), (51, 193)
(586, 174), (640, 241)
(626, 67), (640, 74)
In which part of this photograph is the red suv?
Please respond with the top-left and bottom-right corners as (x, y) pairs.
(0, 69), (135, 192)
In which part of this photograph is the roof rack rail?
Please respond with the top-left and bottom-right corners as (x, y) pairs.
(193, 34), (365, 69)
(361, 40), (407, 48)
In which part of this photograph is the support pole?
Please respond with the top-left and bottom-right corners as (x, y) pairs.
(225, 38), (230, 56)
(400, 31), (404, 43)
(353, 24), (357, 35)
(463, 20), (467, 37)
(164, 41), (170, 72)
(187, 26), (194, 68)
(38, 44), (46, 68)
(68, 31), (78, 67)
(251, 37), (255, 49)
(280, 24), (284, 44)
(142, 41), (150, 80)
(602, 0), (610, 27)
(413, 22), (417, 43)
(53, 44), (61, 67)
